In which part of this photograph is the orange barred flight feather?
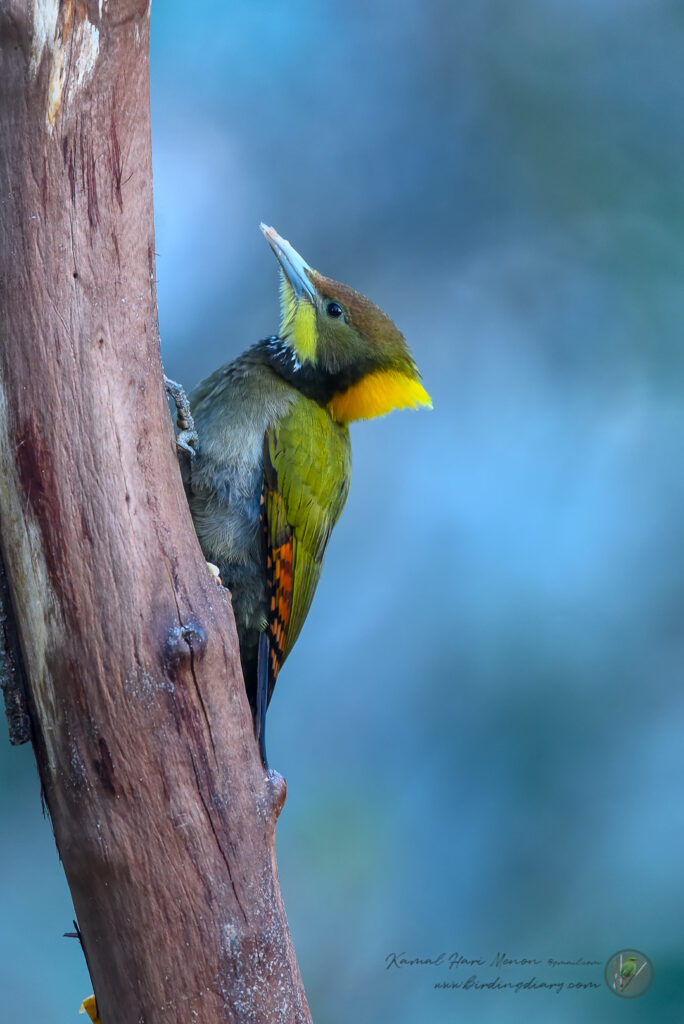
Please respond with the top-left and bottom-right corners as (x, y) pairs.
(260, 492), (295, 702)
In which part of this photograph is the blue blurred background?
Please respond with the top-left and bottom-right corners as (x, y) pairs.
(3, 1), (684, 1020)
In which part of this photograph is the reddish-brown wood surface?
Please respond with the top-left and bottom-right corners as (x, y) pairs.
(0, 3), (311, 1021)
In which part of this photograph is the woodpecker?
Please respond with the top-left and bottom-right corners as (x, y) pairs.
(183, 225), (431, 765)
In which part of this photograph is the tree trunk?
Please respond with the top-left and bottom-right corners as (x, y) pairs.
(0, 3), (312, 1021)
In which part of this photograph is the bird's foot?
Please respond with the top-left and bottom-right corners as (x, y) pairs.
(206, 562), (222, 586)
(176, 428), (199, 457)
(164, 374), (199, 458)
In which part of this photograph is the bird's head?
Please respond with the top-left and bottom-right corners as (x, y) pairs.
(261, 224), (432, 424)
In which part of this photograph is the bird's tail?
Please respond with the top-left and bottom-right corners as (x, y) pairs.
(256, 632), (270, 768)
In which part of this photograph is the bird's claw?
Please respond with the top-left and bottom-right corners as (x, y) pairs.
(176, 428), (199, 457)
(164, 374), (199, 459)
(207, 562), (222, 586)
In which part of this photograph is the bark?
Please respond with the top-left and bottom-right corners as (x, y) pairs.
(0, 3), (312, 1022)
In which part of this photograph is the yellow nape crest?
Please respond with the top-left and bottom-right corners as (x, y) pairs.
(328, 368), (432, 424)
(279, 272), (317, 363)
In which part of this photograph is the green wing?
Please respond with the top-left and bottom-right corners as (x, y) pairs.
(261, 397), (351, 701)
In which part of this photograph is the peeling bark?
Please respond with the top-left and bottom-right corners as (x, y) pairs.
(0, 3), (312, 1021)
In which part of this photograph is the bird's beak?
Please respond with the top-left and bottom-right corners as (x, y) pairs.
(260, 224), (317, 304)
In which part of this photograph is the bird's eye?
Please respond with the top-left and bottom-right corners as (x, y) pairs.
(326, 302), (343, 319)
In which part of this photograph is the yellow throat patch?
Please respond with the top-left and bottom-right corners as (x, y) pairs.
(328, 368), (432, 424)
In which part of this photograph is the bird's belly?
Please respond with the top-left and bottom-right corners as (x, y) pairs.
(190, 463), (267, 635)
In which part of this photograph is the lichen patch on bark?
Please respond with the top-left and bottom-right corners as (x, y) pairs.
(30, 0), (100, 130)
(0, 378), (62, 770)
